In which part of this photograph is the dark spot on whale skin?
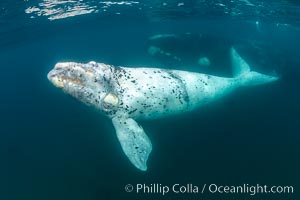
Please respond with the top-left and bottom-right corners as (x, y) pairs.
(128, 108), (137, 114)
(113, 65), (123, 72)
(103, 76), (107, 82)
(105, 109), (117, 116)
(183, 94), (189, 102)
(143, 105), (151, 108)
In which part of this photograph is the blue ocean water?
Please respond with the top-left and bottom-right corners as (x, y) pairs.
(2, 0), (300, 199)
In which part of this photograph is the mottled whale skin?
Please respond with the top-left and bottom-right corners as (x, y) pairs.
(47, 48), (278, 171)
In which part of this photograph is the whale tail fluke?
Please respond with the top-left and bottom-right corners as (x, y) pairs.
(231, 47), (279, 86)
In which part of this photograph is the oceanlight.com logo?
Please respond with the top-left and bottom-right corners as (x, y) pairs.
(124, 183), (294, 196)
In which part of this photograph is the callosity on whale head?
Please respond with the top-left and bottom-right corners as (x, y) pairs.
(47, 61), (118, 113)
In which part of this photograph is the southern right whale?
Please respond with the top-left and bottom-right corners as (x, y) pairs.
(47, 47), (278, 171)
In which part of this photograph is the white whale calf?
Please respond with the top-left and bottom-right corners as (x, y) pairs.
(47, 48), (278, 171)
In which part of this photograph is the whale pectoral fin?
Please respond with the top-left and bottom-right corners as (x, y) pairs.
(112, 117), (152, 171)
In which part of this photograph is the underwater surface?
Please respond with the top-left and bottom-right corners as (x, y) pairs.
(1, 0), (300, 199)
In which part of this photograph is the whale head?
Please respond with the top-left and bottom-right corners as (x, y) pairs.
(47, 61), (117, 112)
